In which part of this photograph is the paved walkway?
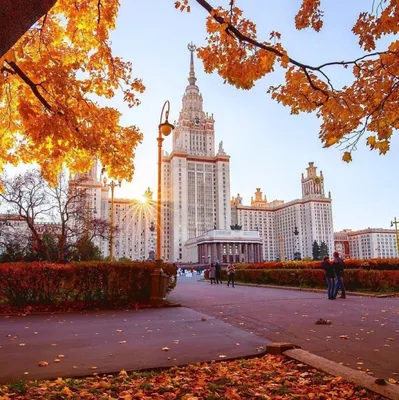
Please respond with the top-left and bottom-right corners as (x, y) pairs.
(170, 276), (399, 380)
(0, 306), (266, 383)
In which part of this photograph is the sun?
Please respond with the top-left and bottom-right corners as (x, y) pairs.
(139, 195), (148, 204)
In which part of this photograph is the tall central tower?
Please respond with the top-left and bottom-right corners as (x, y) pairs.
(161, 44), (231, 262)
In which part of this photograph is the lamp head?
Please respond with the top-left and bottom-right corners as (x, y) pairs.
(391, 221), (394, 228)
(159, 120), (174, 136)
(103, 176), (107, 185)
(118, 179), (122, 187)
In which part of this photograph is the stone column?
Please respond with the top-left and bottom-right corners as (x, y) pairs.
(217, 243), (222, 263)
(212, 243), (217, 264)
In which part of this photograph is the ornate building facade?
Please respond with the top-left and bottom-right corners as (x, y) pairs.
(161, 44), (231, 262)
(231, 163), (334, 261)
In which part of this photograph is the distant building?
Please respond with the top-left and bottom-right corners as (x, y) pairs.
(0, 214), (31, 254)
(231, 162), (334, 261)
(0, 214), (62, 255)
(347, 228), (399, 259)
(334, 230), (351, 258)
(70, 163), (157, 261)
(103, 188), (157, 261)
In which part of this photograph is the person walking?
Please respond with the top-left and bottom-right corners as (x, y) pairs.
(332, 251), (346, 299)
(322, 256), (335, 299)
(209, 263), (216, 284)
(215, 260), (222, 284)
(227, 263), (235, 287)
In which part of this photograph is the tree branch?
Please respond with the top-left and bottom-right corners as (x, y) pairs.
(6, 60), (52, 110)
(194, 0), (394, 98)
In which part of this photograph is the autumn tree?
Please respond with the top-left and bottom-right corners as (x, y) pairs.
(177, 0), (399, 161)
(0, 0), (143, 185)
(1, 0), (397, 174)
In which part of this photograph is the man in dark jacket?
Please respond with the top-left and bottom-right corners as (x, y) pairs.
(215, 260), (222, 284)
(332, 251), (346, 299)
(322, 256), (335, 299)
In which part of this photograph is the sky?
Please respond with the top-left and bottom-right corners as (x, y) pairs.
(7, 0), (398, 232)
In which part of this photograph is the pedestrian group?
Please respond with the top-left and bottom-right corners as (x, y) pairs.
(209, 260), (235, 287)
(322, 251), (346, 300)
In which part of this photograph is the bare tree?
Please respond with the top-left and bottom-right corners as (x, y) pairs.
(49, 172), (113, 261)
(0, 169), (112, 262)
(0, 170), (53, 260)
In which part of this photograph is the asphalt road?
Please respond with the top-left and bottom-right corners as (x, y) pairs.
(0, 307), (266, 383)
(170, 276), (399, 381)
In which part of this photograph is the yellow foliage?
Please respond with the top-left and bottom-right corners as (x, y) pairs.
(0, 0), (144, 183)
(189, 0), (399, 162)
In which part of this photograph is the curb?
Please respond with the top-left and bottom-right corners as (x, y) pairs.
(283, 347), (399, 400)
(0, 301), (182, 317)
(198, 279), (398, 298)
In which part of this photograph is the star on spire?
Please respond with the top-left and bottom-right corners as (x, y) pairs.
(187, 42), (197, 85)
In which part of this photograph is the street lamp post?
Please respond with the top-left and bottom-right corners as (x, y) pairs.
(103, 177), (121, 262)
(156, 101), (174, 267)
(391, 217), (399, 256)
(149, 101), (174, 306)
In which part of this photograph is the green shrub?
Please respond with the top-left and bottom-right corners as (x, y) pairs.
(0, 261), (177, 310)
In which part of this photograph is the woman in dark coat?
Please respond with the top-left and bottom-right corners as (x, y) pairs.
(322, 256), (335, 299)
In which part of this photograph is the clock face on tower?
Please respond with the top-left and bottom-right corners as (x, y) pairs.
(194, 117), (200, 126)
(314, 177), (321, 185)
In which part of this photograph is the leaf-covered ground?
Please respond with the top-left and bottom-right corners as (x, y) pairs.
(0, 354), (387, 399)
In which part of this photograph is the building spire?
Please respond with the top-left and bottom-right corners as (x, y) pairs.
(187, 42), (197, 85)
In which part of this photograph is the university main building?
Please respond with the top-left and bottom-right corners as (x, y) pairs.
(79, 46), (334, 263)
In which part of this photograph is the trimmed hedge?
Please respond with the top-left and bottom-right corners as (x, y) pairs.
(0, 261), (177, 310)
(235, 258), (399, 271)
(220, 268), (399, 292)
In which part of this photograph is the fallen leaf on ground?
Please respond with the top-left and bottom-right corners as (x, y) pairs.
(119, 341), (127, 344)
(38, 361), (48, 367)
(2, 354), (385, 399)
(162, 347), (170, 351)
(339, 335), (349, 339)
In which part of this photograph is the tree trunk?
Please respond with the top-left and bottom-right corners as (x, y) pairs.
(0, 0), (57, 58)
